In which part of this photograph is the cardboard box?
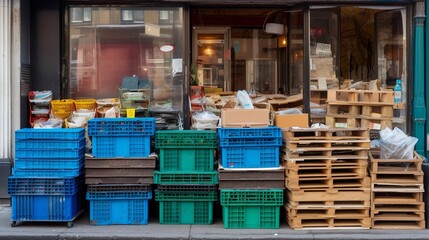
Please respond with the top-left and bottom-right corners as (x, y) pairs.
(274, 114), (309, 129)
(221, 108), (269, 128)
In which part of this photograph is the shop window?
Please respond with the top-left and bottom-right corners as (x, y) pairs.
(71, 7), (92, 23)
(121, 10), (145, 23)
(68, 7), (185, 113)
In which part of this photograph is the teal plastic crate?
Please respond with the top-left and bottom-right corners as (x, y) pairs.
(159, 148), (214, 172)
(155, 190), (217, 202)
(220, 189), (283, 206)
(222, 205), (280, 229)
(159, 201), (214, 224)
(155, 130), (217, 148)
(153, 171), (218, 185)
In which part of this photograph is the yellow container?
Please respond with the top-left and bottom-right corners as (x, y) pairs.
(126, 108), (135, 118)
(74, 98), (96, 110)
(51, 99), (75, 119)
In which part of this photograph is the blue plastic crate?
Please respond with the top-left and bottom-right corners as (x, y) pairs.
(15, 128), (85, 140)
(12, 166), (84, 177)
(15, 147), (85, 159)
(91, 136), (151, 158)
(88, 118), (155, 136)
(8, 176), (83, 195)
(15, 138), (86, 150)
(86, 191), (152, 200)
(14, 157), (84, 170)
(218, 127), (282, 147)
(11, 192), (82, 221)
(220, 146), (280, 168)
(89, 199), (149, 225)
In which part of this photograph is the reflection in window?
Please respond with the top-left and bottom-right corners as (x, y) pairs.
(71, 7), (92, 23)
(69, 7), (184, 113)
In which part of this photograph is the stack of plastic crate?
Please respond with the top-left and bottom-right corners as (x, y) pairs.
(154, 130), (218, 224)
(8, 128), (86, 227)
(218, 127), (284, 229)
(86, 118), (155, 225)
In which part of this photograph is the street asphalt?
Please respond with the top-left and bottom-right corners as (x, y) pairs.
(1, 204), (429, 240)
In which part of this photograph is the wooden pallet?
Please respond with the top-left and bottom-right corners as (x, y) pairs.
(282, 128), (369, 141)
(285, 176), (370, 191)
(287, 215), (371, 230)
(284, 139), (371, 150)
(369, 152), (423, 173)
(283, 148), (368, 159)
(285, 165), (367, 179)
(371, 212), (425, 229)
(283, 157), (368, 170)
(372, 202), (425, 217)
(325, 115), (392, 129)
(371, 182), (424, 192)
(285, 204), (369, 219)
(372, 191), (423, 204)
(287, 189), (371, 206)
(327, 89), (394, 103)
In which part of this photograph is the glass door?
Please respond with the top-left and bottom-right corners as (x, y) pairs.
(376, 9), (407, 131)
(192, 27), (230, 91)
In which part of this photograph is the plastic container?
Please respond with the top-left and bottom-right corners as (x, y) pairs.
(91, 136), (151, 158)
(220, 146), (279, 168)
(12, 166), (84, 178)
(155, 190), (217, 225)
(15, 128), (85, 140)
(14, 157), (84, 170)
(51, 99), (75, 119)
(74, 99), (96, 110)
(394, 79), (402, 103)
(15, 138), (86, 150)
(87, 191), (152, 225)
(159, 148), (215, 172)
(8, 176), (83, 195)
(15, 147), (85, 159)
(89, 199), (149, 225)
(88, 118), (155, 136)
(155, 130), (217, 148)
(11, 192), (82, 221)
(220, 189), (283, 206)
(218, 127), (282, 139)
(158, 201), (214, 224)
(222, 205), (280, 229)
(153, 171), (218, 185)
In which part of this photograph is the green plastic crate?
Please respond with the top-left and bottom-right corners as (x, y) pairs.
(155, 130), (217, 148)
(220, 189), (283, 206)
(155, 190), (217, 202)
(159, 148), (215, 172)
(153, 171), (218, 185)
(159, 201), (214, 224)
(222, 205), (280, 229)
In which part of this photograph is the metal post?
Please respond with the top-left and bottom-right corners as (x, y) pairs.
(413, 1), (426, 156)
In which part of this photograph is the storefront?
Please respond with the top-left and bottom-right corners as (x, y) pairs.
(0, 0), (425, 160)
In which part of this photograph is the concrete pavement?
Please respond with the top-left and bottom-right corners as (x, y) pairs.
(1, 204), (429, 240)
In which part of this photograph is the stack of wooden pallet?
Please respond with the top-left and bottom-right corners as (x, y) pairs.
(369, 151), (425, 229)
(325, 90), (394, 129)
(282, 127), (371, 229)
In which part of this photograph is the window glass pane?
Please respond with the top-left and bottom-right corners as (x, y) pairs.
(69, 7), (184, 115)
(83, 7), (92, 22)
(289, 11), (304, 95)
(71, 7), (83, 23)
(134, 10), (144, 23)
(122, 10), (133, 21)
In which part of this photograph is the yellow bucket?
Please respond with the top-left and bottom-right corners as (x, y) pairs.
(126, 108), (135, 118)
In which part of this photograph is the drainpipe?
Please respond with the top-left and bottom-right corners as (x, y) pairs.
(413, 1), (426, 156)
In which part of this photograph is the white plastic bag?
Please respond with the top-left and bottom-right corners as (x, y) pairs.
(236, 90), (254, 109)
(192, 111), (219, 129)
(380, 127), (418, 159)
